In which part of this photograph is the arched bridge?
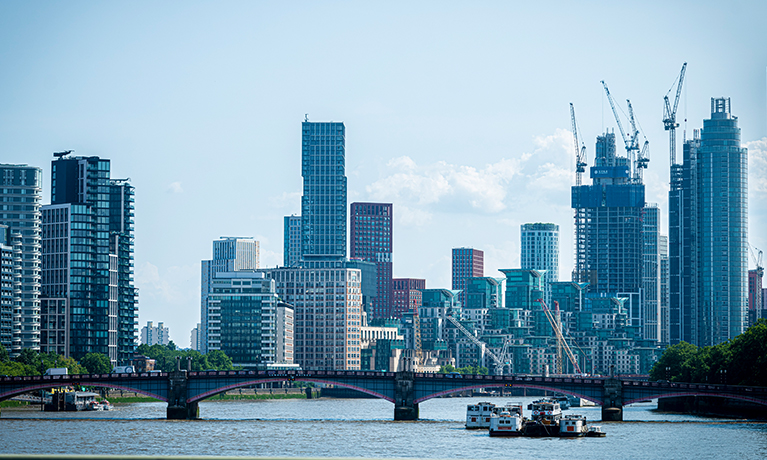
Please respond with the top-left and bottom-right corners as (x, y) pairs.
(2, 370), (766, 421)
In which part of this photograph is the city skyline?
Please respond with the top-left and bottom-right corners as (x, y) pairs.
(1, 2), (766, 347)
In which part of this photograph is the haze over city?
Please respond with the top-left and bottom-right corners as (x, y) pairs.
(1, 1), (766, 347)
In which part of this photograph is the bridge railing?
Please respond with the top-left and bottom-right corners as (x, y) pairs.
(0, 372), (169, 383)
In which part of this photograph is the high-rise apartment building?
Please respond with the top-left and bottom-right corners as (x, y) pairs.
(0, 164), (42, 355)
(0, 225), (13, 352)
(283, 215), (302, 267)
(452, 248), (483, 307)
(748, 269), (763, 326)
(642, 204), (661, 342)
(659, 235), (670, 345)
(205, 271), (293, 368)
(301, 121), (347, 267)
(140, 321), (170, 346)
(40, 155), (137, 363)
(669, 98), (748, 346)
(350, 202), (392, 319)
(520, 223), (559, 305)
(572, 132), (644, 337)
(200, 237), (260, 353)
(190, 323), (201, 351)
(392, 278), (425, 318)
(267, 266), (362, 370)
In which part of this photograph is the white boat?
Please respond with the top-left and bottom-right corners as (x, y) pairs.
(466, 402), (523, 429)
(489, 410), (524, 437)
(585, 425), (606, 437)
(523, 399), (563, 437)
(559, 414), (587, 437)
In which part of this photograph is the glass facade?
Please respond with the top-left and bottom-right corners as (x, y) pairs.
(301, 121), (347, 265)
(283, 215), (302, 268)
(520, 223), (559, 306)
(40, 156), (137, 363)
(669, 98), (748, 346)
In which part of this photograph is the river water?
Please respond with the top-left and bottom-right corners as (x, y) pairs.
(1, 396), (766, 460)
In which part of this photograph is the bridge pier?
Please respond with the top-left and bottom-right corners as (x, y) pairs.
(394, 371), (418, 421)
(166, 357), (198, 420)
(601, 377), (623, 421)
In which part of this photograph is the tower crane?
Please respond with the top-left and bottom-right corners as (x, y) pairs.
(663, 63), (687, 166)
(749, 244), (764, 277)
(628, 100), (650, 182)
(601, 81), (643, 182)
(536, 298), (582, 375)
(445, 315), (510, 375)
(570, 103), (588, 186)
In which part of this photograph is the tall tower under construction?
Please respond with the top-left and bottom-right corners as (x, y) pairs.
(572, 131), (645, 336)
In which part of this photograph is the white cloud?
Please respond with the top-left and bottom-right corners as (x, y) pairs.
(747, 138), (767, 194)
(166, 181), (183, 193)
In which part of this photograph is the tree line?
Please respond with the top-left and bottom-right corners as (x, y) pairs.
(0, 341), (236, 376)
(650, 319), (767, 386)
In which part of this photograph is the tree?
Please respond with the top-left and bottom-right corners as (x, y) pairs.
(205, 350), (234, 371)
(649, 341), (698, 381)
(0, 344), (9, 363)
(727, 319), (767, 386)
(80, 352), (112, 374)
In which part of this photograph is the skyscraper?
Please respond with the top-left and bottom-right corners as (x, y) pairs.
(0, 164), (42, 355)
(0, 225), (13, 352)
(200, 237), (259, 353)
(669, 98), (748, 346)
(642, 204), (661, 342)
(452, 247), (483, 307)
(283, 215), (302, 267)
(391, 278), (425, 318)
(40, 154), (137, 363)
(350, 202), (392, 319)
(301, 120), (347, 267)
(659, 235), (670, 345)
(520, 223), (559, 305)
(572, 132), (644, 337)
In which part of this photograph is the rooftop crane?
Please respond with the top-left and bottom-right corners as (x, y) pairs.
(663, 63), (687, 166)
(570, 103), (588, 186)
(628, 100), (650, 182)
(749, 244), (764, 277)
(536, 298), (582, 375)
(445, 315), (510, 375)
(601, 81), (635, 164)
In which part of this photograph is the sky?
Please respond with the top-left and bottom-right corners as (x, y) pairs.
(1, 1), (766, 348)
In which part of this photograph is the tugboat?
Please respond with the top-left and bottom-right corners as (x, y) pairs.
(523, 399), (562, 437)
(585, 425), (606, 437)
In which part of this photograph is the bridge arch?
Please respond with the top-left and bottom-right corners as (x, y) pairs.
(0, 380), (168, 402)
(624, 392), (767, 407)
(188, 377), (394, 403)
(413, 382), (602, 406)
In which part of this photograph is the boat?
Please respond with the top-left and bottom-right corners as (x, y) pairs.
(101, 400), (114, 410)
(466, 402), (523, 429)
(523, 399), (562, 437)
(585, 425), (606, 437)
(489, 410), (524, 437)
(559, 414), (587, 437)
(554, 395), (571, 410)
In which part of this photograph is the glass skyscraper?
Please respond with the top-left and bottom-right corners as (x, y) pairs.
(669, 98), (748, 346)
(520, 222), (559, 306)
(301, 121), (347, 266)
(40, 155), (137, 363)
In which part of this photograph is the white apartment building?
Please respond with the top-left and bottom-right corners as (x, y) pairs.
(141, 321), (170, 346)
(520, 223), (560, 306)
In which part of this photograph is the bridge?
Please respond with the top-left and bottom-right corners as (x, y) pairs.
(2, 366), (766, 421)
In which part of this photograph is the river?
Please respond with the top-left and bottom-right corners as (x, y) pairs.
(1, 396), (766, 460)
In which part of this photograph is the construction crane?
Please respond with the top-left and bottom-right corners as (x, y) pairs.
(749, 244), (764, 277)
(536, 298), (582, 375)
(445, 315), (510, 375)
(570, 103), (588, 186)
(663, 62), (687, 166)
(601, 81), (642, 181)
(628, 100), (650, 182)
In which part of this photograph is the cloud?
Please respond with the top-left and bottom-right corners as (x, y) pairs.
(135, 261), (198, 307)
(747, 138), (767, 194)
(166, 181), (183, 193)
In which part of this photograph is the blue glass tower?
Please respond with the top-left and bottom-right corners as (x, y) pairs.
(669, 98), (748, 346)
(301, 121), (347, 267)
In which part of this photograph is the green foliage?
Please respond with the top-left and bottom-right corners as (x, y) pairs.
(0, 345), (9, 362)
(651, 319), (767, 386)
(80, 353), (112, 374)
(136, 343), (235, 372)
(438, 364), (489, 375)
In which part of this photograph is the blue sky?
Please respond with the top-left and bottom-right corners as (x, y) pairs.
(1, 1), (765, 347)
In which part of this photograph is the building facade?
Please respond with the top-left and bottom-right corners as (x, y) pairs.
(350, 202), (393, 319)
(0, 164), (43, 355)
(659, 235), (670, 345)
(200, 237), (260, 353)
(520, 223), (559, 305)
(267, 267), (362, 370)
(140, 321), (170, 346)
(0, 225), (13, 352)
(205, 271), (293, 368)
(572, 132), (644, 338)
(301, 120), (347, 267)
(748, 269), (763, 326)
(669, 98), (749, 346)
(39, 155), (137, 363)
(451, 248), (483, 308)
(642, 204), (661, 342)
(190, 323), (201, 351)
(283, 215), (302, 268)
(392, 278), (425, 318)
